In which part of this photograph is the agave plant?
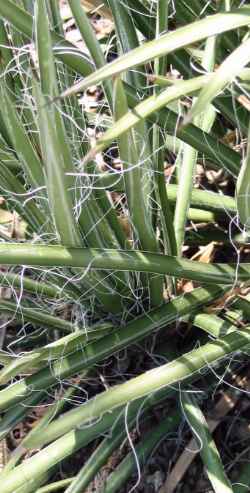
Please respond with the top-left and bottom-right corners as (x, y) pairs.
(0, 1), (250, 492)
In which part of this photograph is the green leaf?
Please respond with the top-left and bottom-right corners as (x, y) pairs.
(182, 393), (233, 493)
(0, 389), (174, 492)
(0, 0), (242, 175)
(0, 0), (93, 76)
(236, 122), (250, 231)
(0, 322), (113, 384)
(185, 37), (250, 125)
(7, 322), (250, 451)
(0, 85), (44, 190)
(33, 82), (82, 247)
(60, 10), (250, 98)
(64, 403), (139, 493)
(102, 412), (181, 493)
(68, 0), (112, 105)
(0, 391), (44, 442)
(83, 75), (212, 165)
(174, 35), (217, 254)
(0, 243), (249, 285)
(105, 0), (144, 87)
(94, 174), (237, 213)
(114, 77), (163, 304)
(113, 77), (158, 252)
(0, 285), (223, 412)
(0, 161), (47, 232)
(34, 1), (83, 247)
(0, 270), (66, 299)
(0, 299), (76, 334)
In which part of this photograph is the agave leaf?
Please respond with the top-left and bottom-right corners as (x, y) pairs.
(0, 1), (242, 175)
(0, 243), (249, 284)
(102, 412), (181, 493)
(0, 85), (44, 190)
(63, 407), (137, 493)
(0, 285), (224, 412)
(174, 35), (217, 255)
(67, 0), (127, 251)
(0, 389), (173, 492)
(2, 384), (82, 474)
(236, 122), (250, 231)
(185, 37), (250, 125)
(0, 270), (65, 299)
(113, 76), (162, 305)
(0, 323), (113, 384)
(0, 0), (93, 75)
(13, 322), (250, 449)
(46, 0), (63, 35)
(83, 75), (212, 164)
(60, 10), (250, 98)
(0, 299), (76, 334)
(35, 0), (58, 99)
(182, 393), (233, 493)
(0, 19), (15, 92)
(0, 160), (47, 232)
(33, 86), (123, 309)
(106, 0), (144, 87)
(113, 77), (158, 252)
(33, 81), (82, 246)
(68, 0), (112, 105)
(93, 174), (237, 213)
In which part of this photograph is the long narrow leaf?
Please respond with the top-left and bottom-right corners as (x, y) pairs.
(0, 322), (113, 384)
(0, 285), (223, 412)
(82, 75), (212, 165)
(0, 0), (93, 76)
(174, 36), (217, 254)
(0, 243), (249, 284)
(106, 0), (144, 87)
(0, 388), (175, 492)
(182, 393), (233, 493)
(0, 85), (44, 190)
(64, 402), (142, 493)
(236, 121), (250, 231)
(34, 83), (82, 246)
(34, 1), (82, 247)
(27, 324), (250, 448)
(0, 1), (242, 175)
(113, 77), (159, 253)
(0, 271), (67, 299)
(68, 0), (112, 105)
(185, 37), (250, 124)
(103, 412), (181, 493)
(1, 325), (250, 493)
(60, 10), (250, 98)
(94, 174), (237, 213)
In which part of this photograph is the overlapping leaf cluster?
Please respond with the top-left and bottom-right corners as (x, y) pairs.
(0, 1), (250, 492)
